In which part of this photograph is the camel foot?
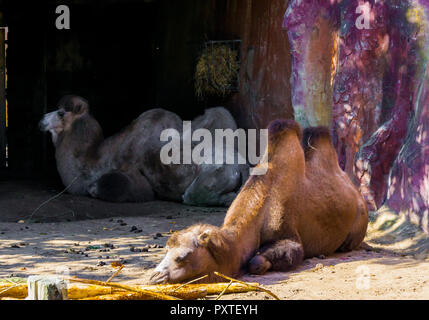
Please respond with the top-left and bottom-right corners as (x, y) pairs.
(248, 255), (272, 275)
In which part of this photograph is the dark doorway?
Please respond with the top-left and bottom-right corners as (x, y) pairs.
(3, 1), (161, 184)
(0, 0), (228, 185)
(0, 25), (6, 172)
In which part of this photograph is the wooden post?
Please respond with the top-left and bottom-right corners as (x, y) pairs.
(41, 23), (48, 173)
(27, 276), (68, 300)
(0, 13), (6, 168)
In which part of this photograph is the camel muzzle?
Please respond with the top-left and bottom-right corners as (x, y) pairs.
(149, 270), (169, 285)
(39, 118), (48, 131)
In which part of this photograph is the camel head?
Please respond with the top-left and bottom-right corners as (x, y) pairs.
(149, 224), (228, 284)
(39, 95), (90, 145)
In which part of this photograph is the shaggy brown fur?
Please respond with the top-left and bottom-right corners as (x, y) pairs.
(150, 120), (368, 284)
(39, 95), (248, 206)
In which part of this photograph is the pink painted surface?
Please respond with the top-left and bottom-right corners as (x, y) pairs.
(283, 0), (429, 233)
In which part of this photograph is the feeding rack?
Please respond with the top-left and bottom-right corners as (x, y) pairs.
(195, 39), (242, 99)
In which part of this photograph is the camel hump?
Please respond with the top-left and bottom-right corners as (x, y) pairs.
(302, 126), (340, 166)
(268, 119), (303, 141)
(203, 106), (233, 118)
(192, 106), (238, 131)
(302, 126), (332, 151)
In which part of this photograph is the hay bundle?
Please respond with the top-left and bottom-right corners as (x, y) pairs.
(195, 44), (240, 99)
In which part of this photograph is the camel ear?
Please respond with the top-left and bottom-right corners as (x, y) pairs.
(71, 98), (89, 115)
(59, 95), (89, 115)
(197, 229), (211, 247)
(200, 229), (227, 263)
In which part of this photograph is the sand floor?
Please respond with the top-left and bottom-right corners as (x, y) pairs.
(0, 181), (428, 300)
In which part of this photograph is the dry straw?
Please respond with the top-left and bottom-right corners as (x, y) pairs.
(0, 270), (279, 300)
(195, 44), (239, 99)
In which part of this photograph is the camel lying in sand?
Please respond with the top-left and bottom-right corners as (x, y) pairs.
(39, 95), (248, 206)
(150, 119), (368, 284)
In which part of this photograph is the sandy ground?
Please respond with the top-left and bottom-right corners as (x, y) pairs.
(0, 181), (428, 300)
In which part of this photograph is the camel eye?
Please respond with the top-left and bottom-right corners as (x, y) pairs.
(58, 110), (65, 118)
(175, 252), (190, 263)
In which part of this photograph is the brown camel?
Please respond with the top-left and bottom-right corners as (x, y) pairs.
(39, 95), (248, 206)
(150, 119), (368, 284)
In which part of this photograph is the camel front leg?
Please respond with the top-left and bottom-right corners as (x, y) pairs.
(88, 170), (154, 203)
(248, 239), (304, 275)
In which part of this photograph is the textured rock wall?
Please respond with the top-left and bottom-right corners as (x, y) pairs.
(284, 0), (429, 233)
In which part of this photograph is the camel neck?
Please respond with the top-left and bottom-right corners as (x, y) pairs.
(55, 115), (104, 190)
(223, 178), (268, 231)
(213, 228), (246, 276)
(220, 177), (269, 270)
(62, 115), (103, 156)
(218, 134), (305, 271)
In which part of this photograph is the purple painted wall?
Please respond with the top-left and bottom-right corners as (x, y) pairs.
(283, 0), (428, 233)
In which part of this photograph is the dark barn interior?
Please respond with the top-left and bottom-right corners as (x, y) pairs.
(0, 0), (293, 187)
